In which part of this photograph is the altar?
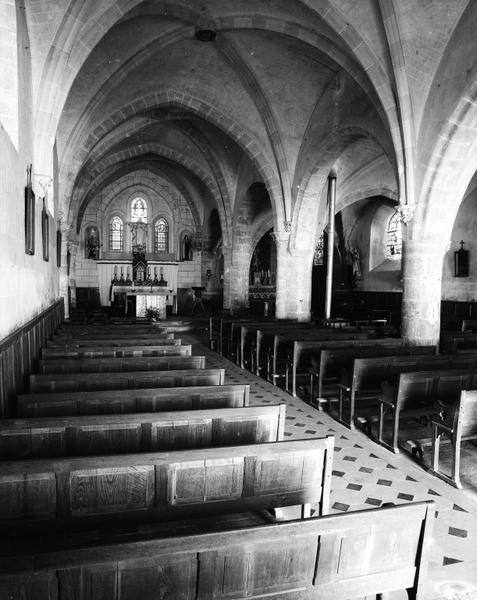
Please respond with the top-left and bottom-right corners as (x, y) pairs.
(110, 285), (177, 317)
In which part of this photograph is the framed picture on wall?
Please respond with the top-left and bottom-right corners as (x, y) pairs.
(56, 229), (62, 267)
(42, 199), (49, 262)
(24, 165), (35, 255)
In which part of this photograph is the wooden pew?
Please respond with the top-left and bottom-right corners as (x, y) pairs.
(0, 501), (435, 600)
(314, 345), (436, 405)
(0, 404), (286, 459)
(239, 322), (314, 373)
(272, 330), (373, 389)
(405, 390), (477, 489)
(440, 332), (477, 353)
(341, 353), (477, 431)
(38, 355), (205, 374)
(17, 383), (248, 417)
(290, 337), (403, 397)
(462, 319), (477, 333)
(375, 368), (477, 453)
(52, 332), (173, 342)
(0, 437), (334, 528)
(220, 318), (296, 361)
(41, 344), (190, 359)
(30, 367), (224, 393)
(47, 335), (176, 348)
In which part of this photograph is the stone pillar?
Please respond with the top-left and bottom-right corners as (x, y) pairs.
(67, 240), (79, 310)
(229, 242), (253, 313)
(274, 233), (313, 322)
(401, 239), (449, 347)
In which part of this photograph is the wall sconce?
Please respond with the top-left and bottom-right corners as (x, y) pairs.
(454, 240), (469, 277)
(206, 269), (212, 280)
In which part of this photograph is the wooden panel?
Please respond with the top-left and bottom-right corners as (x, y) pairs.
(167, 457), (244, 505)
(68, 465), (155, 516)
(0, 572), (57, 600)
(0, 472), (56, 518)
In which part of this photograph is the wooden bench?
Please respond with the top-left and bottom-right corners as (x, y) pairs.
(239, 322), (312, 373)
(0, 437), (334, 528)
(405, 390), (477, 489)
(342, 353), (477, 432)
(0, 500), (434, 600)
(52, 332), (173, 342)
(272, 330), (373, 389)
(29, 367), (225, 393)
(440, 332), (477, 353)
(290, 337), (403, 397)
(47, 335), (176, 348)
(41, 343), (190, 359)
(0, 404), (286, 459)
(220, 318), (296, 361)
(38, 355), (205, 374)
(314, 345), (435, 403)
(17, 383), (248, 417)
(375, 368), (477, 453)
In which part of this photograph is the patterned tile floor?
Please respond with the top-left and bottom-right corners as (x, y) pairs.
(183, 330), (477, 600)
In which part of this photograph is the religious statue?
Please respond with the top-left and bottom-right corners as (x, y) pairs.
(129, 222), (148, 252)
(182, 234), (192, 261)
(86, 227), (100, 259)
(349, 247), (362, 289)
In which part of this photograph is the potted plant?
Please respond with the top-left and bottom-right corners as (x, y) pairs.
(145, 307), (161, 322)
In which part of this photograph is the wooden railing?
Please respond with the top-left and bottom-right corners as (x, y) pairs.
(0, 299), (64, 417)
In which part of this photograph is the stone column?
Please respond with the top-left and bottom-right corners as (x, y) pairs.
(274, 232), (313, 322)
(401, 239), (449, 347)
(67, 240), (79, 310)
(228, 242), (253, 313)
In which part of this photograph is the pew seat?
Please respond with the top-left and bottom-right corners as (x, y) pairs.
(41, 343), (188, 359)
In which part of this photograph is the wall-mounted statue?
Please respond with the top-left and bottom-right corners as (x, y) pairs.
(182, 233), (193, 261)
(85, 226), (100, 260)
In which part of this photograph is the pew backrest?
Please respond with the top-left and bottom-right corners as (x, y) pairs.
(17, 383), (249, 417)
(318, 345), (435, 398)
(47, 335), (176, 347)
(291, 338), (403, 397)
(41, 343), (187, 359)
(29, 368), (225, 393)
(38, 355), (205, 374)
(0, 437), (334, 524)
(0, 404), (286, 459)
(0, 500), (434, 600)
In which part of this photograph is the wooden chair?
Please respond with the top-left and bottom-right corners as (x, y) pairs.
(431, 390), (477, 488)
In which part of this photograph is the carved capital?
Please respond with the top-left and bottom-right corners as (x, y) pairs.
(283, 220), (292, 233)
(395, 203), (415, 225)
(33, 173), (53, 196)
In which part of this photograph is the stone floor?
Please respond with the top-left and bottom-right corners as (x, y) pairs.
(181, 328), (477, 600)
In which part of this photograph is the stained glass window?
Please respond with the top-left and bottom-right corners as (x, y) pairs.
(386, 212), (402, 259)
(154, 218), (169, 253)
(131, 197), (147, 223)
(109, 216), (123, 251)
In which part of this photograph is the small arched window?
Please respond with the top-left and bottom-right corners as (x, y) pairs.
(386, 212), (402, 259)
(131, 197), (147, 223)
(109, 216), (124, 251)
(154, 218), (169, 253)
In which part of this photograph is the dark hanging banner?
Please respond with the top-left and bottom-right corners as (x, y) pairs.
(42, 198), (49, 262)
(24, 164), (35, 255)
(56, 229), (62, 267)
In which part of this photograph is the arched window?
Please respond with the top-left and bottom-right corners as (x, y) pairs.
(154, 218), (169, 253)
(386, 212), (402, 259)
(131, 197), (147, 222)
(109, 216), (124, 251)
